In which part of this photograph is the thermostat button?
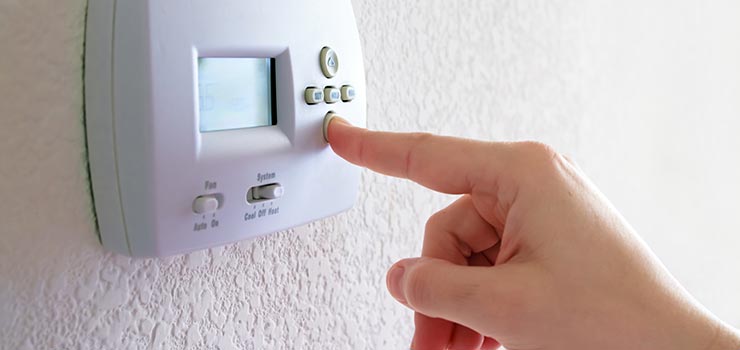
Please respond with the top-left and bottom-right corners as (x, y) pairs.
(193, 195), (220, 214)
(323, 111), (338, 142)
(305, 87), (324, 105)
(254, 184), (284, 200)
(324, 87), (341, 104)
(320, 47), (339, 78)
(340, 85), (356, 102)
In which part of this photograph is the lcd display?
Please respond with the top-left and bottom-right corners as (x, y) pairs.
(198, 58), (276, 132)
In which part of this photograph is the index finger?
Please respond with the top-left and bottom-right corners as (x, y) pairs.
(327, 117), (503, 194)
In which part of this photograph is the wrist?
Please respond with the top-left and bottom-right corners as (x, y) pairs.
(639, 293), (738, 350)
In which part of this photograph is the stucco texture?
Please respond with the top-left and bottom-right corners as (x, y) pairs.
(2, 0), (740, 349)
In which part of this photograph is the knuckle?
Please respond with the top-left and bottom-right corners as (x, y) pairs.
(404, 132), (434, 178)
(517, 141), (558, 159)
(424, 212), (471, 260)
(408, 132), (435, 143)
(515, 141), (566, 175)
(424, 211), (445, 230)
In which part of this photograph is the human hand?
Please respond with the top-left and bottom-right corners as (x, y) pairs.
(326, 117), (740, 350)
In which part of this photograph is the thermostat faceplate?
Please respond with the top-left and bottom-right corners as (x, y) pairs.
(85, 0), (366, 257)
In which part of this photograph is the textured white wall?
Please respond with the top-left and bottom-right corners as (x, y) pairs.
(1, 1), (740, 349)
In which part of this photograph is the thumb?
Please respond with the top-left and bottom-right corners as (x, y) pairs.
(387, 257), (508, 333)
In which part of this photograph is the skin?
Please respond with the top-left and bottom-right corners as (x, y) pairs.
(326, 117), (740, 350)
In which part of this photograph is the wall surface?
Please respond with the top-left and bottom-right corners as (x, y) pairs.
(2, 0), (740, 349)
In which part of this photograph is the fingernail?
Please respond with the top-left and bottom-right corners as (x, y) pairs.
(331, 116), (350, 125)
(387, 265), (407, 304)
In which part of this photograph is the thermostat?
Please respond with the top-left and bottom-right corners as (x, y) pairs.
(84, 0), (366, 257)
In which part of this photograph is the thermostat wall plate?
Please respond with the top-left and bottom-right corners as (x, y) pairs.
(85, 0), (366, 257)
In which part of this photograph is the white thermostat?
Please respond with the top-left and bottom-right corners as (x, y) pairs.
(85, 0), (366, 257)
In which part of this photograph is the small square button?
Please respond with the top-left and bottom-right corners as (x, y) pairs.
(324, 87), (341, 104)
(305, 87), (324, 105)
(341, 85), (356, 102)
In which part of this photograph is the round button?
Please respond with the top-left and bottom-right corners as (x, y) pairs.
(320, 47), (339, 78)
(323, 111), (338, 143)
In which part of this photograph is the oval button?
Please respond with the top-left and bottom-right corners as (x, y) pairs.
(320, 47), (339, 78)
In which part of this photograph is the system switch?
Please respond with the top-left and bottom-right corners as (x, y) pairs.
(251, 184), (284, 201)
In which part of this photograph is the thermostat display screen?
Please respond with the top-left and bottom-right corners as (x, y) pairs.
(198, 58), (277, 132)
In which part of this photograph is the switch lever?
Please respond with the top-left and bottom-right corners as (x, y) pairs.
(248, 183), (284, 203)
(193, 194), (221, 214)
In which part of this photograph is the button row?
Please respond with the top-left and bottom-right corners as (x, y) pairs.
(305, 85), (356, 105)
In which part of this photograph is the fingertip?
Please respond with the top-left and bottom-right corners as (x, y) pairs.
(386, 258), (423, 306)
(386, 264), (407, 305)
(324, 113), (351, 143)
(325, 114), (366, 165)
(331, 115), (351, 126)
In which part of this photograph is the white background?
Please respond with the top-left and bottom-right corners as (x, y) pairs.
(1, 0), (739, 349)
